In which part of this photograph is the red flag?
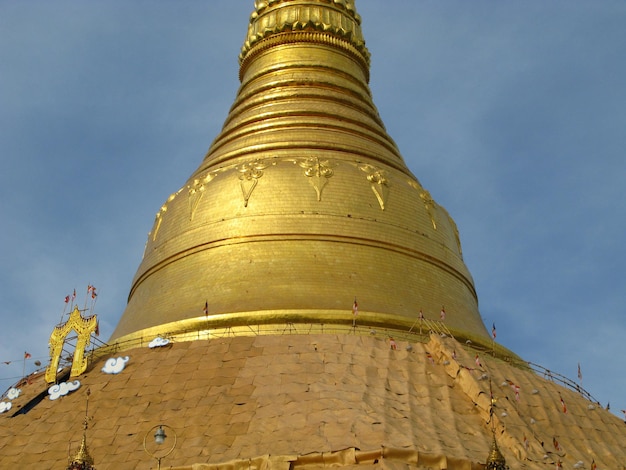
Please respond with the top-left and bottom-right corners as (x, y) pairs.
(475, 354), (482, 368)
(24, 352), (31, 359)
(591, 460), (597, 470)
(71, 289), (76, 301)
(64, 295), (70, 304)
(559, 394), (567, 413)
(492, 323), (497, 339)
(553, 437), (561, 451)
(91, 287), (97, 299)
(440, 306), (446, 321)
(95, 320), (100, 337)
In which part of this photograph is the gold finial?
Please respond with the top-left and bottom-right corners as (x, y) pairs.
(67, 388), (95, 470)
(240, 0), (370, 69)
(67, 435), (95, 470)
(486, 435), (508, 470)
(485, 379), (508, 470)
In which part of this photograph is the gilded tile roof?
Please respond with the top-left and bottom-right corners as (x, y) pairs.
(1, 333), (623, 469)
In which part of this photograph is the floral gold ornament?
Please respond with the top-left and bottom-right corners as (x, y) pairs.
(298, 156), (336, 201)
(151, 190), (181, 241)
(359, 163), (389, 210)
(237, 159), (269, 207)
(188, 169), (223, 220)
(419, 189), (437, 229)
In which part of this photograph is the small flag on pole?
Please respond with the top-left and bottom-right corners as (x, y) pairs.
(88, 285), (97, 298)
(577, 362), (582, 381)
(24, 352), (31, 359)
(440, 306), (446, 321)
(492, 323), (496, 339)
(71, 289), (76, 301)
(352, 298), (358, 316)
(559, 394), (567, 413)
(475, 354), (482, 368)
(203, 301), (208, 317)
(64, 295), (70, 304)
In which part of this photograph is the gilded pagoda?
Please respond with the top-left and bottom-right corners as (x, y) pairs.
(1, 2), (624, 469)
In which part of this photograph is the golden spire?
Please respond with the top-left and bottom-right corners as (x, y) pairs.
(110, 1), (489, 346)
(486, 381), (508, 470)
(486, 436), (508, 470)
(67, 389), (95, 470)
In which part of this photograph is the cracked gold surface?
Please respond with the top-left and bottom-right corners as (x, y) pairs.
(1, 334), (624, 469)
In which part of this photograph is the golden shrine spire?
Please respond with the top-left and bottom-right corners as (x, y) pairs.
(110, 0), (490, 346)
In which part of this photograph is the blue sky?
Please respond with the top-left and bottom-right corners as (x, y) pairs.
(1, 2), (625, 414)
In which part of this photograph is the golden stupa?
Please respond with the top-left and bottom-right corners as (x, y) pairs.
(1, 2), (625, 469)
(110, 0), (485, 346)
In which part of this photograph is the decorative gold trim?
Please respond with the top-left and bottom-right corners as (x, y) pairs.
(236, 159), (270, 207)
(188, 170), (221, 220)
(46, 306), (98, 384)
(419, 189), (437, 230)
(359, 163), (389, 210)
(240, 0), (369, 68)
(150, 191), (181, 241)
(239, 31), (370, 83)
(298, 156), (336, 201)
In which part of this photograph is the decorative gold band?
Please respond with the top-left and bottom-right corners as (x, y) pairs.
(240, 0), (369, 68)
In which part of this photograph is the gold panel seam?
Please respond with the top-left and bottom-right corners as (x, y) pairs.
(130, 234), (475, 302)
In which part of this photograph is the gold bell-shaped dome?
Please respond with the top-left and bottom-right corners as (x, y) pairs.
(110, 0), (489, 344)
